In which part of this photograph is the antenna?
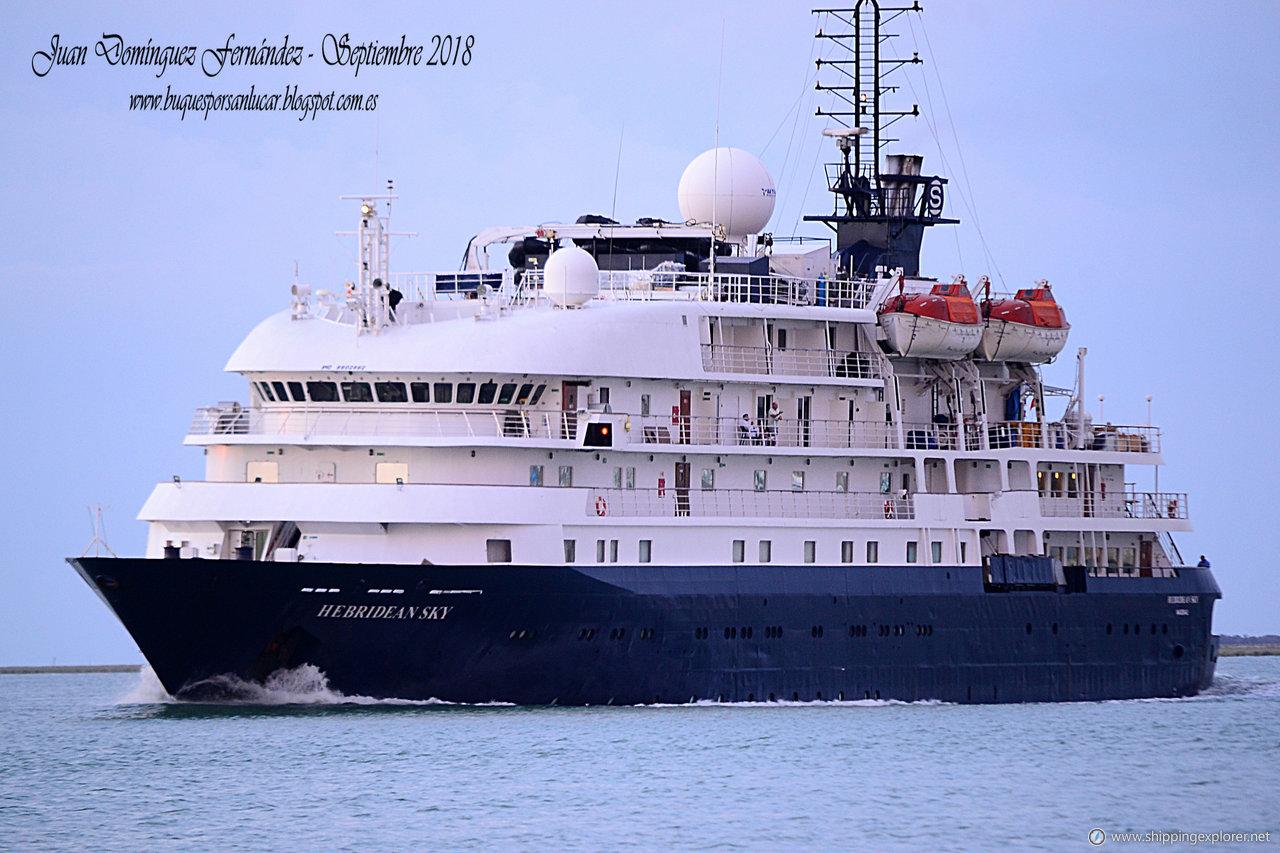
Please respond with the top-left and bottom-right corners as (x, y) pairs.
(610, 124), (624, 221)
(711, 19), (726, 277)
(82, 505), (117, 558)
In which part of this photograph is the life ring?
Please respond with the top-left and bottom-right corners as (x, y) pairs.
(883, 500), (896, 519)
(595, 496), (608, 516)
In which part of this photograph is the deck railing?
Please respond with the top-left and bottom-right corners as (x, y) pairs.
(1039, 490), (1187, 520)
(518, 269), (879, 309)
(700, 344), (882, 380)
(190, 405), (579, 441)
(585, 488), (913, 520)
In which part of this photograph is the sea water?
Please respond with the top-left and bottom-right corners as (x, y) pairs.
(1, 658), (1276, 851)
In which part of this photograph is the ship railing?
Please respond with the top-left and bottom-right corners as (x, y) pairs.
(632, 414), (899, 450)
(518, 268), (878, 309)
(190, 405), (580, 441)
(700, 344), (883, 380)
(585, 487), (913, 520)
(987, 421), (1160, 453)
(389, 270), (510, 302)
(1038, 490), (1188, 520)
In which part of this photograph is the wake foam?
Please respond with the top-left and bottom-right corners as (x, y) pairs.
(118, 664), (452, 707)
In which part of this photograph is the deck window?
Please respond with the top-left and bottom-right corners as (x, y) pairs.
(804, 541), (816, 563)
(932, 541), (943, 563)
(866, 541), (879, 563)
(907, 541), (918, 563)
(478, 381), (498, 404)
(497, 383), (517, 405)
(558, 465), (573, 487)
(701, 469), (714, 490)
(456, 382), (476, 404)
(486, 539), (512, 563)
(609, 540), (618, 563)
(759, 541), (772, 563)
(375, 381), (408, 403)
(639, 540), (652, 563)
(841, 541), (854, 563)
(529, 465), (544, 486)
(306, 381), (339, 402)
(342, 381), (373, 403)
(410, 382), (430, 403)
(563, 540), (576, 563)
(433, 382), (453, 403)
(754, 470), (767, 492)
(596, 539), (606, 563)
(732, 540), (745, 563)
(835, 471), (848, 493)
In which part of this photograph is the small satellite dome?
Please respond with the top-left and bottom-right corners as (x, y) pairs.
(543, 246), (600, 307)
(677, 147), (776, 240)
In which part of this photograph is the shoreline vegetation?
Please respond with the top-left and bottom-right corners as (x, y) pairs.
(3, 637), (1278, 672)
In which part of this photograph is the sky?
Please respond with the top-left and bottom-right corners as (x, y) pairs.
(2, 1), (1278, 665)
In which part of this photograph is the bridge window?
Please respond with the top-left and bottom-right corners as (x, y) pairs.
(478, 381), (497, 404)
(456, 382), (476, 404)
(375, 381), (407, 403)
(410, 382), (430, 403)
(342, 381), (373, 403)
(306, 381), (339, 402)
(433, 382), (453, 403)
(258, 382), (276, 402)
(530, 384), (547, 405)
(498, 383), (517, 405)
(271, 381), (289, 401)
(287, 381), (305, 402)
(517, 383), (535, 404)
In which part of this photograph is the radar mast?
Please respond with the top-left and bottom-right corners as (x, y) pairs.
(806, 2), (956, 276)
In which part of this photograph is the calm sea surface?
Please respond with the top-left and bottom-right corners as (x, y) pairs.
(1, 658), (1277, 852)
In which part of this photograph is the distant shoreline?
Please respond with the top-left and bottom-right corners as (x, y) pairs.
(0, 665), (143, 674)
(1220, 646), (1280, 657)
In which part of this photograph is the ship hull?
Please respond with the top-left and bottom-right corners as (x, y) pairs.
(69, 557), (1219, 705)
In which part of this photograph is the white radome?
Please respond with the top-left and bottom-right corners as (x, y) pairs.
(677, 147), (776, 240)
(543, 245), (600, 307)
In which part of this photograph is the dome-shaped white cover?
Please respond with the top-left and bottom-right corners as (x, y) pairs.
(677, 147), (776, 239)
(543, 245), (600, 307)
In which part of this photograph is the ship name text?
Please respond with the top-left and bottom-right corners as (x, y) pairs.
(1167, 596), (1199, 604)
(316, 603), (452, 620)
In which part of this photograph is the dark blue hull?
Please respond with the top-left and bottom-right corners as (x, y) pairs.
(68, 557), (1220, 704)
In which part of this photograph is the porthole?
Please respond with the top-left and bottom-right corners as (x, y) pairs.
(1026, 623), (1033, 635)
(1172, 644), (1184, 659)
(1107, 624), (1113, 635)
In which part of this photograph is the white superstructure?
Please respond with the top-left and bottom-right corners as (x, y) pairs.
(143, 160), (1188, 586)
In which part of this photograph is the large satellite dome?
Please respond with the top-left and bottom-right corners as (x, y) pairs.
(677, 147), (776, 240)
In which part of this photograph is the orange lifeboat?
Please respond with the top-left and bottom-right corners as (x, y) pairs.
(878, 275), (983, 359)
(979, 279), (1070, 362)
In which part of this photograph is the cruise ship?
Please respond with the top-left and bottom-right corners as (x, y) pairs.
(70, 3), (1219, 704)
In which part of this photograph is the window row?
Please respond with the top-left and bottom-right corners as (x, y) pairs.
(730, 539), (963, 565)
(256, 379), (546, 406)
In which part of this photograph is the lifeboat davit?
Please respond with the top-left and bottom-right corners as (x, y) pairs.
(979, 279), (1070, 362)
(878, 275), (983, 359)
